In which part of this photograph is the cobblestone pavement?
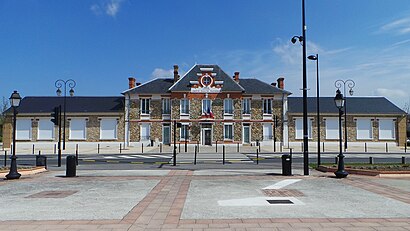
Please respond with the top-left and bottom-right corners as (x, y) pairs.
(1, 169), (410, 230)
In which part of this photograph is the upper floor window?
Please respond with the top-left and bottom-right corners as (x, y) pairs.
(162, 98), (171, 114)
(180, 99), (189, 115)
(242, 98), (250, 114)
(141, 98), (150, 115)
(224, 98), (233, 114)
(263, 99), (272, 114)
(202, 99), (212, 114)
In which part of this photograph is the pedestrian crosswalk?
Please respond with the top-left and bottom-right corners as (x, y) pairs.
(103, 154), (172, 159)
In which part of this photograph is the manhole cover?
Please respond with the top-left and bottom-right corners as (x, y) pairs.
(26, 190), (78, 198)
(262, 189), (304, 197)
(267, 199), (294, 204)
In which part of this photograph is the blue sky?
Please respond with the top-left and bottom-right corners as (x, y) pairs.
(1, 0), (410, 110)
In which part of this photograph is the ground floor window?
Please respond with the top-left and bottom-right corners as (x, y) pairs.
(69, 118), (86, 140)
(38, 118), (54, 140)
(325, 118), (339, 139)
(16, 119), (31, 140)
(263, 123), (272, 140)
(356, 118), (372, 140)
(379, 118), (395, 140)
(224, 124), (233, 140)
(100, 118), (117, 140)
(140, 123), (150, 141)
(295, 118), (312, 139)
(180, 124), (189, 140)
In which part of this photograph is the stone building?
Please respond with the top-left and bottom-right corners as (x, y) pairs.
(122, 64), (291, 146)
(2, 97), (124, 148)
(287, 97), (407, 146)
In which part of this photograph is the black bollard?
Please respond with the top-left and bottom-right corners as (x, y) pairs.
(4, 150), (7, 167)
(98, 143), (100, 154)
(194, 146), (197, 165)
(160, 143), (162, 153)
(402, 156), (406, 164)
(179, 142), (181, 153)
(185, 140), (187, 152)
(141, 143), (144, 153)
(54, 144), (56, 154)
(216, 140), (218, 153)
(119, 143), (122, 153)
(237, 143), (239, 152)
(32, 144), (35, 154)
(322, 142), (325, 152)
(75, 144), (79, 166)
(256, 149), (259, 165)
(365, 143), (367, 152)
(385, 143), (388, 153)
(223, 145), (225, 165)
(369, 157), (374, 164)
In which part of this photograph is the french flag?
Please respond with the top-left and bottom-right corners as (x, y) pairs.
(207, 107), (214, 118)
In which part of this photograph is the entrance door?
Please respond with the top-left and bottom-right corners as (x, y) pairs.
(204, 129), (212, 145)
(163, 125), (170, 145)
(243, 125), (250, 144)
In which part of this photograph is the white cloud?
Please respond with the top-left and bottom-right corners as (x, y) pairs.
(374, 88), (408, 98)
(380, 16), (410, 35)
(151, 68), (174, 79)
(90, 0), (124, 18)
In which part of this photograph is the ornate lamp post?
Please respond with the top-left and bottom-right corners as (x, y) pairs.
(291, 0), (309, 175)
(334, 89), (348, 178)
(6, 91), (22, 180)
(55, 79), (76, 150)
(308, 54), (320, 166)
(334, 79), (355, 151)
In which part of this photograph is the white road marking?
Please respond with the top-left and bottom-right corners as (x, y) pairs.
(263, 179), (302, 190)
(150, 155), (172, 158)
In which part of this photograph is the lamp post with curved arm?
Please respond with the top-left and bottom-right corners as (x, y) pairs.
(291, 0), (309, 175)
(55, 79), (76, 150)
(334, 79), (355, 151)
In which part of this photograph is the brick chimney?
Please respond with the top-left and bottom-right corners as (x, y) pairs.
(271, 82), (277, 87)
(173, 65), (180, 83)
(233, 72), (240, 82)
(277, 77), (285, 89)
(128, 77), (136, 89)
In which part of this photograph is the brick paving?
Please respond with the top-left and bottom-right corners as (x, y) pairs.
(1, 171), (410, 230)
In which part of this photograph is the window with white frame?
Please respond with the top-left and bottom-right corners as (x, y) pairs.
(38, 118), (54, 140)
(100, 118), (117, 140)
(325, 118), (339, 139)
(180, 124), (189, 140)
(16, 119), (32, 140)
(224, 98), (233, 114)
(140, 123), (150, 141)
(202, 99), (211, 114)
(140, 98), (150, 114)
(356, 118), (372, 140)
(295, 118), (312, 139)
(379, 118), (395, 140)
(180, 99), (189, 115)
(224, 124), (233, 140)
(162, 98), (171, 114)
(263, 99), (272, 114)
(69, 118), (87, 140)
(263, 123), (273, 140)
(242, 98), (250, 114)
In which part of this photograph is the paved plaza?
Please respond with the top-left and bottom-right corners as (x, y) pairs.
(1, 167), (410, 230)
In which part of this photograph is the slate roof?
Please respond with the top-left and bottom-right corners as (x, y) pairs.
(239, 78), (291, 95)
(122, 78), (174, 94)
(288, 97), (406, 115)
(169, 64), (244, 92)
(7, 96), (124, 114)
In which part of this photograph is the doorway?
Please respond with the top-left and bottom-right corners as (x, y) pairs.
(163, 125), (170, 145)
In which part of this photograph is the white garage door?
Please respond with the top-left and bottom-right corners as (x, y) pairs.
(379, 119), (395, 140)
(326, 118), (339, 139)
(69, 118), (86, 140)
(356, 118), (372, 140)
(38, 119), (54, 140)
(100, 118), (117, 140)
(16, 119), (31, 140)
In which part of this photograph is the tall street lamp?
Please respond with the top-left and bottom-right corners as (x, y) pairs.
(308, 54), (320, 166)
(55, 79), (76, 150)
(334, 89), (348, 178)
(291, 0), (309, 175)
(6, 91), (22, 180)
(334, 79), (355, 151)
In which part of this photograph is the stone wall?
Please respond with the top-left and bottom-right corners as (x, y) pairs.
(251, 100), (263, 120)
(252, 122), (263, 141)
(150, 100), (161, 120)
